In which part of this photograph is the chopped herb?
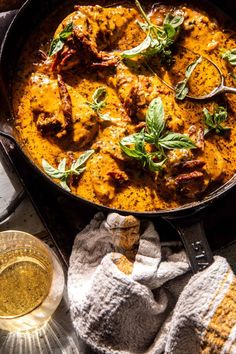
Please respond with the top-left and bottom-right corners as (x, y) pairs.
(42, 150), (94, 191)
(88, 87), (117, 122)
(121, 0), (184, 64)
(49, 22), (73, 57)
(230, 72), (236, 81)
(175, 56), (202, 100)
(222, 49), (236, 66)
(203, 106), (230, 136)
(120, 98), (195, 172)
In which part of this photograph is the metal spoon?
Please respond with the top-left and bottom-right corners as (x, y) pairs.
(149, 47), (236, 101)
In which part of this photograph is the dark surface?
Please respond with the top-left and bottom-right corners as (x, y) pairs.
(0, 2), (236, 267)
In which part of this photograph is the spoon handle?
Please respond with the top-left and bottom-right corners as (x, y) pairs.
(222, 86), (236, 94)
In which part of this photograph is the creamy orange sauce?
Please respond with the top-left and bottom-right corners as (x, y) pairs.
(13, 1), (236, 212)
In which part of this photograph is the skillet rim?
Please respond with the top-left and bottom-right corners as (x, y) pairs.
(1, 0), (236, 218)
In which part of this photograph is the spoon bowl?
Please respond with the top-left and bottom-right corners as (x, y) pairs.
(151, 46), (236, 100)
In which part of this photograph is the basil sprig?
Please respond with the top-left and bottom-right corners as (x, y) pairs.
(42, 150), (94, 191)
(88, 87), (117, 122)
(121, 0), (184, 63)
(49, 22), (73, 57)
(120, 131), (167, 172)
(120, 98), (195, 172)
(222, 49), (236, 66)
(175, 56), (202, 100)
(203, 106), (230, 136)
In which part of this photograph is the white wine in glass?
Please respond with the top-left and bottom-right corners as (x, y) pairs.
(0, 230), (65, 332)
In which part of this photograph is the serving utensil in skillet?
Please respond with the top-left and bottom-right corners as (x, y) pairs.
(150, 46), (236, 100)
(1, 0), (236, 274)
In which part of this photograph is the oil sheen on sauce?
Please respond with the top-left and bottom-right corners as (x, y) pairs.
(12, 1), (236, 212)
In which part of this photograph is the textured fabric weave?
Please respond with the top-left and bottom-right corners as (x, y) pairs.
(68, 213), (236, 354)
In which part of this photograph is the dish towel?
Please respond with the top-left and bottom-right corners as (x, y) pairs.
(68, 213), (236, 354)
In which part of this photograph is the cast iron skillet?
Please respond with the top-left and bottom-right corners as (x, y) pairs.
(0, 0), (235, 273)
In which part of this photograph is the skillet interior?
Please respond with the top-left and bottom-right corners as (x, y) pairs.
(1, 0), (236, 217)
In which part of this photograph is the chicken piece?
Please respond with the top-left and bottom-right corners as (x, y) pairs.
(30, 73), (98, 146)
(203, 141), (224, 183)
(30, 73), (67, 137)
(89, 154), (119, 203)
(48, 6), (137, 72)
(70, 91), (99, 148)
(188, 125), (204, 151)
(160, 140), (224, 200)
(113, 63), (158, 120)
(111, 62), (184, 130)
(92, 125), (132, 162)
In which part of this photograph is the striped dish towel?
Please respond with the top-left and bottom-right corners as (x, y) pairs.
(68, 213), (236, 354)
(166, 256), (236, 353)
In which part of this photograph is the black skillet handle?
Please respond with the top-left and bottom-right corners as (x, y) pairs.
(167, 218), (214, 274)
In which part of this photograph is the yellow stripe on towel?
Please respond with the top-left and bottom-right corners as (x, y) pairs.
(201, 277), (236, 353)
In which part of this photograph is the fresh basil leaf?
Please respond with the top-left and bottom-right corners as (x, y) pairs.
(49, 38), (64, 57)
(71, 150), (94, 171)
(42, 159), (65, 179)
(203, 108), (214, 127)
(88, 87), (118, 123)
(92, 87), (107, 106)
(60, 178), (70, 192)
(121, 0), (183, 62)
(134, 132), (146, 154)
(58, 158), (66, 172)
(214, 106), (228, 124)
(163, 24), (176, 43)
(146, 98), (165, 138)
(59, 22), (73, 40)
(158, 133), (196, 149)
(175, 56), (202, 100)
(175, 81), (189, 100)
(42, 149), (92, 190)
(147, 155), (166, 172)
(121, 35), (152, 58)
(48, 22), (73, 56)
(143, 132), (155, 144)
(204, 106), (230, 135)
(119, 142), (144, 159)
(185, 56), (202, 78)
(164, 13), (184, 28)
(121, 134), (138, 145)
(222, 49), (236, 66)
(120, 97), (195, 173)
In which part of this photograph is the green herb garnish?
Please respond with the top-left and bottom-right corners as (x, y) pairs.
(49, 22), (73, 57)
(230, 72), (236, 81)
(88, 87), (117, 122)
(203, 106), (230, 136)
(120, 98), (195, 172)
(120, 130), (167, 172)
(42, 150), (94, 191)
(121, 0), (184, 63)
(175, 56), (202, 100)
(222, 49), (236, 66)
